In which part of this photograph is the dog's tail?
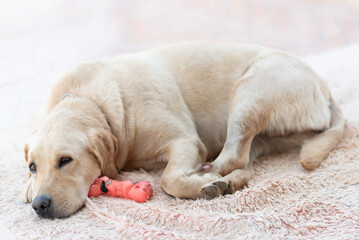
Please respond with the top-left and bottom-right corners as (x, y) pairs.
(299, 97), (345, 170)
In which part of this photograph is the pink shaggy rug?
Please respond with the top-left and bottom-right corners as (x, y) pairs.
(1, 44), (359, 239)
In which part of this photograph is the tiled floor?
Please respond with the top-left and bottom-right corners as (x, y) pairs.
(1, 0), (358, 128)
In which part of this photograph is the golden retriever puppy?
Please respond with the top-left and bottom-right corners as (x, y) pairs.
(24, 42), (344, 218)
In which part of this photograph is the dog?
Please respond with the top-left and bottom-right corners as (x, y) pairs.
(24, 42), (345, 218)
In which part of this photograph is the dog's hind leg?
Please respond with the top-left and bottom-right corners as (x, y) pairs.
(200, 71), (272, 177)
(199, 57), (300, 177)
(199, 54), (335, 198)
(201, 133), (314, 198)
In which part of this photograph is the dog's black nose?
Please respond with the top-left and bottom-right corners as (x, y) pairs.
(32, 195), (52, 217)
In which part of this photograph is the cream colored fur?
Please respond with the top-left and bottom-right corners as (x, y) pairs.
(24, 42), (344, 218)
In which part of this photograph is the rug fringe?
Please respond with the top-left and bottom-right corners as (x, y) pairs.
(85, 197), (183, 239)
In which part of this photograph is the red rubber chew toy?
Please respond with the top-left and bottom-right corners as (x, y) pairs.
(88, 176), (153, 203)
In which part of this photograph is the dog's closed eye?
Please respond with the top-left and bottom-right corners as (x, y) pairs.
(58, 156), (73, 168)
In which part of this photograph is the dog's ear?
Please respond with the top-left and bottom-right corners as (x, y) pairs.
(24, 130), (37, 163)
(24, 178), (33, 203)
(24, 144), (33, 203)
(87, 129), (118, 179)
(24, 144), (29, 163)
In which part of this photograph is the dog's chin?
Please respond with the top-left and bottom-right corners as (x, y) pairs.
(34, 202), (85, 219)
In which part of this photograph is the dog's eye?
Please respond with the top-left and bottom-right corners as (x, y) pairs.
(29, 163), (37, 173)
(59, 156), (73, 168)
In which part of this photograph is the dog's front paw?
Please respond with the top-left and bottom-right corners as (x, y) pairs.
(200, 180), (233, 199)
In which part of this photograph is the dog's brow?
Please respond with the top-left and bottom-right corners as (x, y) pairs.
(29, 158), (36, 165)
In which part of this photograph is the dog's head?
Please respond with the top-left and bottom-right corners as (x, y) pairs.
(24, 98), (118, 218)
